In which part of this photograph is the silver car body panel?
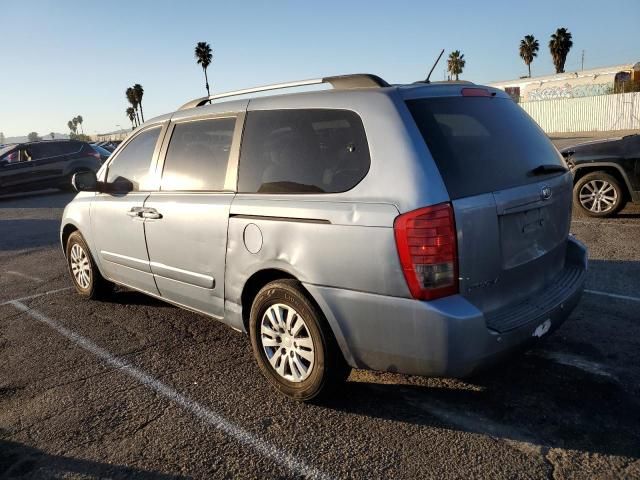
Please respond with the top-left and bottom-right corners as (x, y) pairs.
(61, 80), (588, 377)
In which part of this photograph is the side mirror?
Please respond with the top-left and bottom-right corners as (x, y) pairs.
(72, 170), (98, 192)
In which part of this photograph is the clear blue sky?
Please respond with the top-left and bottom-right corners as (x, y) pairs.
(1, 0), (638, 137)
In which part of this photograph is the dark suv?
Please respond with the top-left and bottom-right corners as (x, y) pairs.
(561, 134), (640, 217)
(0, 140), (102, 194)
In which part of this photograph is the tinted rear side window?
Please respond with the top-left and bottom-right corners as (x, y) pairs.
(107, 127), (161, 191)
(238, 109), (370, 194)
(406, 97), (563, 199)
(59, 141), (83, 155)
(161, 117), (235, 191)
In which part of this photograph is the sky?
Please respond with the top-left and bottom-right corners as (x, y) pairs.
(1, 0), (638, 137)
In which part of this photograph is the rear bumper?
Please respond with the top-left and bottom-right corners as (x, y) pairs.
(305, 237), (588, 377)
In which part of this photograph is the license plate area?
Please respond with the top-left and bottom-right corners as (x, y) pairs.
(499, 205), (565, 269)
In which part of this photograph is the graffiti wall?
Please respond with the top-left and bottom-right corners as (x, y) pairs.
(526, 82), (612, 101)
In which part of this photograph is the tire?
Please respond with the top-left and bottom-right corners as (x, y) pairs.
(573, 171), (625, 218)
(65, 231), (113, 299)
(249, 279), (350, 402)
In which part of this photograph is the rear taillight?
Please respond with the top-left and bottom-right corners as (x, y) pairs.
(394, 203), (458, 300)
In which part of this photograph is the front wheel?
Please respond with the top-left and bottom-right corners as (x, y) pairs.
(573, 172), (625, 217)
(249, 280), (350, 402)
(65, 231), (113, 299)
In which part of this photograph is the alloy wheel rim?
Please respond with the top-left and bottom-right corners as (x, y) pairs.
(260, 303), (315, 383)
(579, 180), (617, 213)
(70, 243), (91, 289)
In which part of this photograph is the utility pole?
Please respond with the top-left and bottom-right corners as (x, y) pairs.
(581, 50), (585, 71)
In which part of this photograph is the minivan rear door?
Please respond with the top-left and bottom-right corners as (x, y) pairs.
(406, 92), (572, 325)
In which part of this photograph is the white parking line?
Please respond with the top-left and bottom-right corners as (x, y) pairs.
(532, 351), (617, 380)
(0, 287), (73, 306)
(585, 289), (640, 304)
(5, 270), (43, 282)
(7, 301), (331, 480)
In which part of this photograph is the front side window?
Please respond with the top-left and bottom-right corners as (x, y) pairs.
(2, 149), (18, 164)
(238, 109), (370, 194)
(161, 117), (235, 191)
(106, 127), (161, 192)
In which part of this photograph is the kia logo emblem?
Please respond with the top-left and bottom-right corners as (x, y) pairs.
(541, 186), (552, 200)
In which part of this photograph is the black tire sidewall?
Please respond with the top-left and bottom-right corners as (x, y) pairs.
(573, 172), (623, 217)
(249, 281), (330, 401)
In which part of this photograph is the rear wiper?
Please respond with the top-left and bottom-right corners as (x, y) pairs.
(528, 164), (568, 176)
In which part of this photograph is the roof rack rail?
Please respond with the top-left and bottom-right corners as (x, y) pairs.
(178, 73), (389, 110)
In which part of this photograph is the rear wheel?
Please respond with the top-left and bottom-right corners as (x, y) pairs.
(65, 231), (113, 298)
(573, 172), (625, 217)
(249, 279), (350, 401)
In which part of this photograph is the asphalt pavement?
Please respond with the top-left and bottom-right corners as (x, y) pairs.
(1, 178), (639, 478)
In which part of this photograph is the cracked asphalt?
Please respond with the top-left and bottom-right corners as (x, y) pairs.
(1, 152), (640, 478)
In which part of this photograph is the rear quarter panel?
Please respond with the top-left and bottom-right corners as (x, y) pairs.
(224, 197), (409, 323)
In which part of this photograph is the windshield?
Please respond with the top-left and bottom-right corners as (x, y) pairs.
(406, 96), (565, 199)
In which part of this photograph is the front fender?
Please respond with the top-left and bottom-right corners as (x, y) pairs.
(60, 193), (105, 274)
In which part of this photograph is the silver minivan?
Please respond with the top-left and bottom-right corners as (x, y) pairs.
(61, 74), (587, 401)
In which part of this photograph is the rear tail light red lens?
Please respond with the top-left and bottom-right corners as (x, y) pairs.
(394, 203), (458, 300)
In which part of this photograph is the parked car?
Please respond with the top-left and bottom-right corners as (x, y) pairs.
(561, 134), (640, 217)
(61, 74), (587, 401)
(0, 140), (102, 194)
(91, 144), (112, 163)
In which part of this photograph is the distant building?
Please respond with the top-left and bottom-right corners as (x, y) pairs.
(489, 62), (640, 102)
(95, 129), (130, 142)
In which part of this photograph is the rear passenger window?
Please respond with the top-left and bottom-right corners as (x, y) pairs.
(58, 141), (83, 155)
(107, 127), (161, 192)
(161, 117), (235, 191)
(238, 109), (370, 194)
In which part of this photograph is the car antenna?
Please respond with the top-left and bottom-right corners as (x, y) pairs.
(424, 49), (445, 84)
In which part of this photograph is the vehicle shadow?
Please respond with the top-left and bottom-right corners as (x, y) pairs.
(0, 190), (75, 209)
(103, 289), (173, 308)
(0, 439), (188, 479)
(0, 219), (60, 251)
(326, 352), (640, 459)
(616, 211), (640, 219)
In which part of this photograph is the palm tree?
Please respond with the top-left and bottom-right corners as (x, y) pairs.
(126, 87), (140, 125)
(133, 84), (145, 123)
(76, 115), (84, 134)
(447, 50), (466, 80)
(519, 35), (539, 78)
(549, 28), (573, 74)
(72, 117), (79, 133)
(126, 107), (136, 129)
(67, 120), (76, 134)
(194, 41), (213, 97)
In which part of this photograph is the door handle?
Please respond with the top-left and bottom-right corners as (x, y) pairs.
(127, 207), (144, 217)
(141, 208), (163, 220)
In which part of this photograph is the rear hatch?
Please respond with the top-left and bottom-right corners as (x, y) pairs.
(406, 90), (572, 323)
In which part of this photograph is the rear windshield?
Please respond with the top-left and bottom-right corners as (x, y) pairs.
(406, 97), (563, 199)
